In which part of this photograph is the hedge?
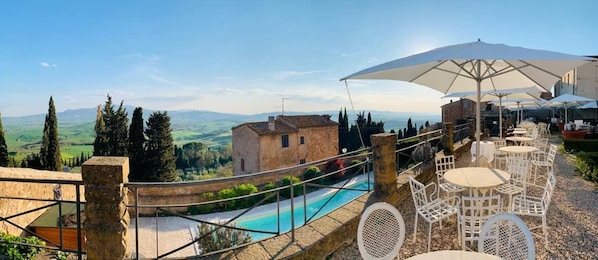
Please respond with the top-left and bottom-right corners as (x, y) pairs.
(563, 139), (598, 153)
(575, 152), (598, 183)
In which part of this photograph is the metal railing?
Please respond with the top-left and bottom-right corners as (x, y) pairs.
(453, 123), (471, 144)
(125, 148), (373, 259)
(395, 128), (444, 174)
(0, 177), (85, 259)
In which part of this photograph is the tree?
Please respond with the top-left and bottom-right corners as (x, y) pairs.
(110, 101), (129, 156)
(128, 107), (146, 181)
(94, 95), (129, 156)
(0, 111), (8, 167)
(144, 111), (178, 182)
(93, 105), (110, 156)
(39, 96), (62, 171)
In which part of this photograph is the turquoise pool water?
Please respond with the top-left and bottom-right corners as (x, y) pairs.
(234, 179), (373, 241)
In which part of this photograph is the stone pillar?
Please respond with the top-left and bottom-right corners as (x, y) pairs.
(468, 119), (476, 139)
(443, 122), (454, 155)
(370, 133), (399, 206)
(82, 157), (130, 259)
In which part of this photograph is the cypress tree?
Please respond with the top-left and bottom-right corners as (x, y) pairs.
(93, 105), (110, 155)
(128, 107), (146, 181)
(0, 111), (8, 167)
(40, 96), (62, 171)
(110, 101), (129, 156)
(144, 111), (177, 182)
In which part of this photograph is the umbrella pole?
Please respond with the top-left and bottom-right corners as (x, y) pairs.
(499, 98), (503, 138)
(475, 78), (481, 166)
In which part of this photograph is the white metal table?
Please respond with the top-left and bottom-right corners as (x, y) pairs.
(405, 250), (502, 260)
(506, 136), (533, 146)
(444, 167), (511, 196)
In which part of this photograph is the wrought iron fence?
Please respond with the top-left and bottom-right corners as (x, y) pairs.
(395, 128), (444, 174)
(0, 177), (85, 259)
(125, 148), (373, 259)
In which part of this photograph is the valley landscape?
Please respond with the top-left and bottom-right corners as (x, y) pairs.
(1, 107), (440, 162)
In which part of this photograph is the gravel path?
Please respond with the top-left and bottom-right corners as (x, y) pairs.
(330, 137), (598, 259)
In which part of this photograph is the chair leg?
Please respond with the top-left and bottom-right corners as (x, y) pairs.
(543, 215), (548, 249)
(413, 214), (418, 243)
(427, 222), (432, 252)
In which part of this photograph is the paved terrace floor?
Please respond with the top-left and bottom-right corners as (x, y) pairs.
(331, 136), (598, 259)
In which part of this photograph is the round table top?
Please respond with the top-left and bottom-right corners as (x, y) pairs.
(499, 146), (538, 153)
(513, 130), (528, 135)
(444, 167), (511, 190)
(513, 127), (526, 131)
(506, 136), (533, 142)
(406, 250), (502, 260)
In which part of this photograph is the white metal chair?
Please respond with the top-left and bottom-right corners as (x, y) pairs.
(478, 213), (535, 260)
(531, 138), (549, 161)
(511, 171), (556, 248)
(408, 177), (460, 252)
(530, 144), (557, 187)
(458, 195), (502, 251)
(493, 156), (530, 211)
(435, 155), (464, 198)
(357, 202), (405, 260)
(493, 140), (508, 170)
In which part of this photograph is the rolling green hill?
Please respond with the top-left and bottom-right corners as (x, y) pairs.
(2, 107), (440, 162)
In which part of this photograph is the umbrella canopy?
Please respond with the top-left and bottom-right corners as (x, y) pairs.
(341, 40), (595, 165)
(543, 93), (594, 123)
(580, 101), (598, 109)
(494, 98), (547, 125)
(443, 86), (545, 137)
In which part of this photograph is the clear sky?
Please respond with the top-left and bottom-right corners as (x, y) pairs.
(1, 0), (597, 117)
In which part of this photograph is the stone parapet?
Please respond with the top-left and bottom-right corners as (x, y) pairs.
(82, 157), (130, 259)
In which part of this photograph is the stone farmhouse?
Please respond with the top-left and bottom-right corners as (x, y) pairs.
(231, 115), (339, 175)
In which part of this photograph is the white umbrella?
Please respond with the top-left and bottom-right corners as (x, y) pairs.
(340, 40), (595, 165)
(495, 98), (547, 125)
(443, 86), (545, 137)
(579, 100), (598, 109)
(543, 93), (594, 123)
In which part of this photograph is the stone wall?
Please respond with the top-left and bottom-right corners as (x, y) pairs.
(0, 167), (84, 236)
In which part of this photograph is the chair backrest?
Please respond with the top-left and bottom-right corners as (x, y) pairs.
(357, 202), (405, 260)
(460, 195), (502, 248)
(494, 140), (507, 149)
(547, 144), (558, 164)
(409, 177), (434, 210)
(507, 157), (530, 187)
(542, 171), (557, 210)
(533, 138), (549, 151)
(435, 155), (455, 174)
(435, 155), (455, 183)
(478, 213), (535, 260)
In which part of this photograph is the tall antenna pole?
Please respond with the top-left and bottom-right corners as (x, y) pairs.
(282, 97), (290, 115)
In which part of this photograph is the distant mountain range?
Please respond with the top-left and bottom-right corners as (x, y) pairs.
(2, 107), (440, 132)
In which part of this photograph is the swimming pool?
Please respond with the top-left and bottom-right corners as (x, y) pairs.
(234, 176), (373, 241)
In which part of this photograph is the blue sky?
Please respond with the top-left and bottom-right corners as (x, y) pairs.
(1, 1), (597, 117)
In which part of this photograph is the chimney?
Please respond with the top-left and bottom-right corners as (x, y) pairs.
(268, 116), (275, 131)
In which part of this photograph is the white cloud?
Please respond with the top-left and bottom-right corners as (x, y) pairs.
(39, 62), (57, 68)
(272, 70), (326, 80)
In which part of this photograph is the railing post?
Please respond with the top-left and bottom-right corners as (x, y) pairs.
(82, 157), (130, 259)
(443, 122), (455, 155)
(468, 119), (476, 139)
(370, 133), (399, 206)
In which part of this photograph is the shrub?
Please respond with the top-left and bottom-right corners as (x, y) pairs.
(188, 192), (216, 215)
(347, 159), (365, 175)
(217, 188), (237, 210)
(280, 175), (302, 198)
(303, 166), (322, 183)
(563, 139), (598, 153)
(197, 222), (252, 254)
(0, 233), (45, 260)
(233, 183), (258, 209)
(325, 159), (345, 180)
(575, 152), (598, 183)
(262, 182), (278, 203)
